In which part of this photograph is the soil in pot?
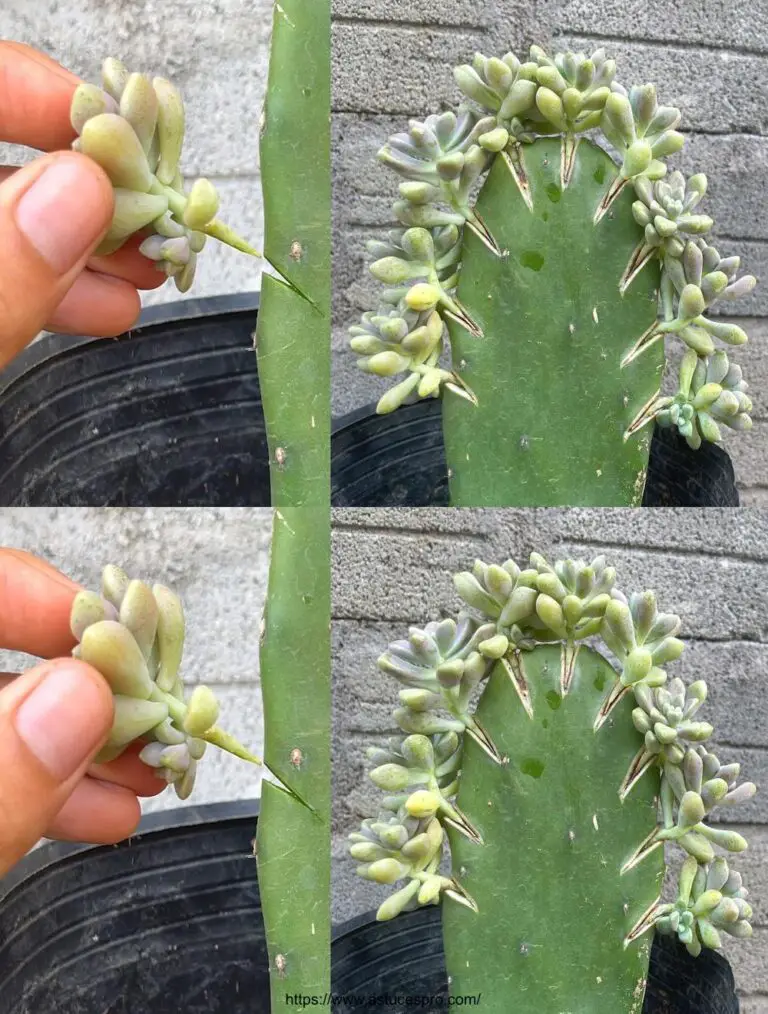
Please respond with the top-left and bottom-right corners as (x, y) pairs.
(330, 906), (739, 1014)
(0, 295), (269, 507)
(0, 802), (267, 1014)
(331, 400), (740, 507)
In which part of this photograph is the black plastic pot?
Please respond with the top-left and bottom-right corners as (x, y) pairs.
(0, 294), (268, 506)
(0, 801), (267, 1014)
(331, 907), (739, 1013)
(331, 400), (740, 507)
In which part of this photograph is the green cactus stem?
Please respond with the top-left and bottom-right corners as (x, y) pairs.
(71, 59), (260, 293)
(254, 1), (331, 1010)
(349, 45), (758, 506)
(444, 644), (662, 1014)
(350, 553), (756, 1013)
(257, 505), (331, 1011)
(442, 137), (662, 506)
(70, 566), (261, 800)
(255, 1), (330, 508)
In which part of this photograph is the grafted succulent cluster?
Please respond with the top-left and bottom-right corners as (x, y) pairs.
(350, 551), (755, 957)
(71, 565), (260, 799)
(656, 349), (752, 449)
(70, 58), (258, 292)
(351, 731), (469, 916)
(349, 42), (757, 453)
(656, 855), (753, 955)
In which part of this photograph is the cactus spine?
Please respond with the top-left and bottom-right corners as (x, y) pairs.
(255, 1), (331, 1010)
(348, 46), (757, 505)
(70, 566), (261, 799)
(350, 553), (756, 1012)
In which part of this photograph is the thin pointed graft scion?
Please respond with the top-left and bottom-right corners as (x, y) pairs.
(624, 391), (664, 441)
(502, 653), (534, 718)
(595, 679), (631, 731)
(624, 899), (664, 948)
(620, 747), (656, 801)
(621, 828), (664, 875)
(620, 323), (663, 369)
(502, 147), (534, 211)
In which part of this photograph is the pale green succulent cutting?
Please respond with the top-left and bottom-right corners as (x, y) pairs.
(349, 44), (758, 506)
(71, 565), (260, 799)
(70, 58), (260, 293)
(350, 552), (756, 1012)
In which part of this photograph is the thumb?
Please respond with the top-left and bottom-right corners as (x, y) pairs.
(0, 150), (114, 368)
(0, 658), (113, 876)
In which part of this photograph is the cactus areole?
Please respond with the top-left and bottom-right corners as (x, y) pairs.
(349, 553), (756, 1013)
(348, 46), (757, 506)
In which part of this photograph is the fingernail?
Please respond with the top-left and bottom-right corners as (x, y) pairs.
(15, 158), (108, 274)
(15, 665), (107, 780)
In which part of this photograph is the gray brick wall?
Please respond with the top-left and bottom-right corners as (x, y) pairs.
(0, 507), (270, 812)
(331, 507), (768, 1007)
(331, 0), (768, 504)
(0, 0), (270, 305)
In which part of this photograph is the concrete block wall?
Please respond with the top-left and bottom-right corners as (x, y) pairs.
(331, 507), (768, 1008)
(0, 507), (270, 812)
(0, 0), (270, 304)
(331, 0), (768, 504)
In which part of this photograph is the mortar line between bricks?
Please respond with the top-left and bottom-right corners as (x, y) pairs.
(682, 127), (767, 139)
(181, 171), (262, 180)
(342, 221), (397, 232)
(685, 635), (768, 646)
(185, 680), (262, 688)
(707, 823), (768, 832)
(713, 740), (768, 754)
(685, 634), (766, 644)
(341, 219), (768, 248)
(331, 116), (768, 141)
(332, 105), (453, 117)
(333, 613), (457, 623)
(557, 29), (768, 61)
(332, 523), (491, 542)
(333, 14), (488, 32)
(561, 536), (768, 568)
(333, 624), (768, 648)
(333, 628), (768, 642)
(714, 233), (768, 247)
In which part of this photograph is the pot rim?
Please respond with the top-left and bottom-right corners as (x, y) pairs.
(0, 797), (260, 904)
(0, 291), (261, 397)
(331, 398), (432, 433)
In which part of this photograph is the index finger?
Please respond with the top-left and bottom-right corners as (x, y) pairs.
(0, 549), (80, 657)
(0, 42), (80, 152)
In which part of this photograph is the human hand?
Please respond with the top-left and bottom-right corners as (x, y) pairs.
(0, 42), (165, 370)
(0, 549), (165, 877)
